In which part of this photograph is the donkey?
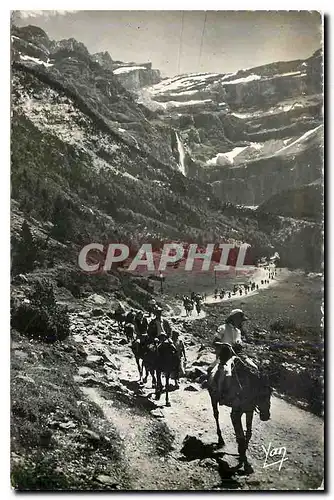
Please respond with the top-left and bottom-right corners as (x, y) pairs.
(207, 345), (272, 468)
(155, 338), (180, 407)
(131, 334), (157, 387)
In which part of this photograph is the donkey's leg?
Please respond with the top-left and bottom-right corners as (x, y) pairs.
(135, 355), (143, 382)
(211, 396), (224, 446)
(174, 362), (180, 389)
(150, 367), (157, 388)
(165, 373), (171, 407)
(242, 411), (254, 474)
(245, 411), (254, 449)
(142, 362), (148, 384)
(155, 371), (162, 400)
(231, 409), (247, 466)
(152, 371), (157, 388)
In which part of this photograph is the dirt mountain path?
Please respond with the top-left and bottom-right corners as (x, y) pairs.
(124, 339), (323, 489)
(166, 265), (288, 315)
(81, 386), (216, 490)
(73, 265), (323, 490)
(79, 326), (323, 490)
(204, 265), (286, 305)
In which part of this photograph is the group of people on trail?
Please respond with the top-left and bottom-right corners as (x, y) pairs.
(214, 286), (258, 300)
(114, 300), (187, 389)
(113, 277), (267, 411)
(213, 267), (278, 301)
(182, 292), (204, 316)
(114, 286), (272, 457)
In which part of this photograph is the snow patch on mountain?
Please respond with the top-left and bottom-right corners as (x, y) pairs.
(205, 135), (313, 168)
(273, 125), (323, 156)
(206, 146), (248, 166)
(220, 73), (262, 85)
(160, 99), (213, 109)
(168, 90), (199, 97)
(275, 70), (303, 78)
(231, 112), (254, 119)
(249, 142), (264, 150)
(224, 146), (249, 162)
(148, 73), (218, 95)
(113, 66), (148, 75)
(20, 54), (54, 67)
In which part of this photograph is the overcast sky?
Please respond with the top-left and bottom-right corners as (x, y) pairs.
(14, 10), (322, 76)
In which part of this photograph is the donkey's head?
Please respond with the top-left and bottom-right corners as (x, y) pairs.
(256, 371), (272, 421)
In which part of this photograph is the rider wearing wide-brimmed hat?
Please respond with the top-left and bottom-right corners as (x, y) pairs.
(214, 309), (248, 359)
(212, 308), (258, 403)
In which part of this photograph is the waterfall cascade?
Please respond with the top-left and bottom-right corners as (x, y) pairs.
(175, 132), (186, 176)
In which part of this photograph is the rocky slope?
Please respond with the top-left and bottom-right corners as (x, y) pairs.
(10, 24), (274, 261)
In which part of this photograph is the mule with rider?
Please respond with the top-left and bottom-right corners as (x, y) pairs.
(207, 309), (272, 469)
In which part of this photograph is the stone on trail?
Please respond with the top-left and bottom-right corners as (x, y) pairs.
(75, 345), (88, 358)
(73, 334), (84, 343)
(150, 408), (165, 419)
(101, 348), (121, 369)
(86, 354), (104, 366)
(58, 421), (77, 431)
(78, 366), (95, 376)
(104, 360), (119, 371)
(78, 311), (90, 318)
(217, 457), (240, 479)
(95, 475), (120, 489)
(91, 308), (105, 317)
(13, 273), (29, 284)
(13, 350), (28, 360)
(81, 375), (108, 387)
(118, 338), (128, 345)
(11, 341), (22, 349)
(88, 294), (107, 305)
(184, 384), (200, 392)
(82, 429), (101, 442)
(86, 334), (101, 343)
(194, 351), (216, 367)
(246, 478), (261, 486)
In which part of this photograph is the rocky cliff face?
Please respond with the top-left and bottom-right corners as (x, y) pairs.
(140, 50), (323, 206)
(93, 51), (162, 91)
(10, 24), (323, 271)
(258, 179), (323, 220)
(112, 64), (161, 91)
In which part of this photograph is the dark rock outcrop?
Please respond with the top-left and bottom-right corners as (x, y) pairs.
(258, 179), (323, 220)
